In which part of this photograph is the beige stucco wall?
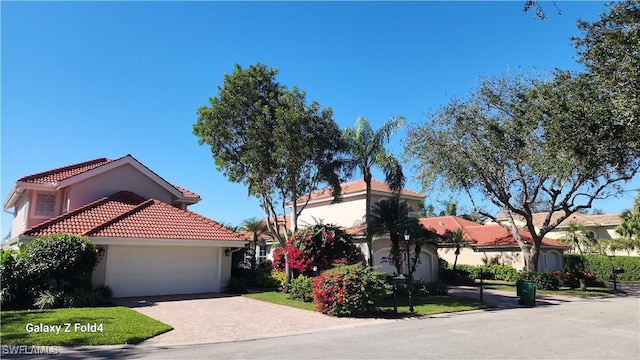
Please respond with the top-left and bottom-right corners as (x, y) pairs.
(10, 196), (29, 239)
(68, 164), (173, 209)
(545, 225), (619, 240)
(297, 193), (422, 229)
(366, 237), (439, 283)
(297, 197), (366, 228)
(91, 244), (109, 286)
(438, 248), (563, 272)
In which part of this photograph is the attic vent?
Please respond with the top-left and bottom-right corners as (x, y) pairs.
(439, 221), (444, 226)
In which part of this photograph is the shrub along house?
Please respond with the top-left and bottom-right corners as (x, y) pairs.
(292, 179), (440, 282)
(420, 216), (569, 271)
(2, 155), (246, 297)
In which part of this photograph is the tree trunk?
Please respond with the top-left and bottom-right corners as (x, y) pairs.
(453, 247), (460, 272)
(364, 171), (373, 267)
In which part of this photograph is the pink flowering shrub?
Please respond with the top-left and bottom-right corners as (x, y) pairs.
(273, 224), (362, 276)
(312, 264), (391, 317)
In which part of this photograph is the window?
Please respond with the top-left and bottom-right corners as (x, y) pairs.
(257, 245), (268, 265)
(34, 194), (56, 216)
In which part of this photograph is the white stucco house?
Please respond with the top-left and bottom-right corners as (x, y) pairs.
(293, 179), (440, 283)
(2, 155), (246, 297)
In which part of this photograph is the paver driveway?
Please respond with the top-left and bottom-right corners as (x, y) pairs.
(113, 293), (391, 345)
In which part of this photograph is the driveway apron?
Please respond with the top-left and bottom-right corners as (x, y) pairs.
(113, 293), (391, 345)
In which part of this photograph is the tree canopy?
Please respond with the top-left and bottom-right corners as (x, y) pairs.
(194, 63), (345, 284)
(404, 1), (640, 271)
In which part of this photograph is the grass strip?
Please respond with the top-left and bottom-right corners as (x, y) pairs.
(1, 306), (172, 346)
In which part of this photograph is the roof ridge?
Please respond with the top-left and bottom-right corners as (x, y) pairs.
(84, 197), (155, 236)
(18, 157), (112, 182)
(164, 202), (240, 236)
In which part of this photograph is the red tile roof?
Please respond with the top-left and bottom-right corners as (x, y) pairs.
(419, 216), (567, 248)
(19, 158), (113, 184)
(16, 156), (199, 199)
(301, 179), (425, 202)
(23, 191), (244, 241)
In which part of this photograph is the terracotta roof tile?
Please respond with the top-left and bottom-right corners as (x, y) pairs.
(419, 215), (567, 248)
(301, 179), (424, 202)
(19, 158), (113, 184)
(171, 184), (201, 200)
(16, 156), (200, 200)
(23, 191), (244, 242)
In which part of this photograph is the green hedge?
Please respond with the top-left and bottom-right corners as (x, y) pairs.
(445, 264), (518, 283)
(564, 254), (640, 282)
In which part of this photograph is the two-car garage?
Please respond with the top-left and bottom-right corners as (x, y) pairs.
(95, 244), (226, 298)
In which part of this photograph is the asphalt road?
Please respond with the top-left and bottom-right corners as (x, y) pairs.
(15, 293), (639, 360)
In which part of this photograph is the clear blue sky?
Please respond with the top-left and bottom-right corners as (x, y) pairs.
(2, 1), (638, 235)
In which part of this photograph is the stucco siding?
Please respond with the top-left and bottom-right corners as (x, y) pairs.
(298, 198), (366, 228)
(10, 197), (29, 239)
(68, 164), (173, 209)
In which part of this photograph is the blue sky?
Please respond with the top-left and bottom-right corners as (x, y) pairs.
(2, 1), (638, 235)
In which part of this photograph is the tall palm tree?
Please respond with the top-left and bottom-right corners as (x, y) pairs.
(241, 218), (268, 270)
(368, 196), (416, 274)
(343, 116), (405, 266)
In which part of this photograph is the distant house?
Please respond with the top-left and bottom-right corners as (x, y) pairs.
(492, 211), (633, 256)
(3, 155), (246, 297)
(420, 216), (569, 271)
(293, 179), (440, 282)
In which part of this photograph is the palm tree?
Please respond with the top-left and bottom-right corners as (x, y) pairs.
(241, 218), (268, 270)
(442, 228), (468, 272)
(560, 222), (596, 256)
(369, 196), (415, 274)
(343, 116), (405, 266)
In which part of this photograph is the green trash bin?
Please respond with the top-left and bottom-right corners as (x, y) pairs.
(516, 280), (536, 306)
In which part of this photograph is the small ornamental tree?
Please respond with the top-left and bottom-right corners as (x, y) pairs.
(24, 233), (98, 290)
(273, 224), (362, 277)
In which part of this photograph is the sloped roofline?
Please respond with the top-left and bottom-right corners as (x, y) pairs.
(4, 155), (200, 210)
(292, 178), (425, 207)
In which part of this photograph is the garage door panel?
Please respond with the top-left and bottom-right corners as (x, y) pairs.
(106, 246), (219, 297)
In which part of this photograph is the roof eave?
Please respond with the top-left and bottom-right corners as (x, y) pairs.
(3, 182), (56, 210)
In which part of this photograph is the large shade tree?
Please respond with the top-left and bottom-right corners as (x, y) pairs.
(342, 116), (405, 266)
(194, 63), (344, 286)
(405, 2), (640, 272)
(405, 72), (639, 272)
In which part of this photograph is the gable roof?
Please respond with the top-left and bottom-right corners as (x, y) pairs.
(419, 215), (567, 249)
(298, 178), (425, 204)
(495, 211), (622, 229)
(4, 155), (200, 209)
(22, 191), (244, 242)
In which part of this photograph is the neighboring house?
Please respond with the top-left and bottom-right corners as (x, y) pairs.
(420, 216), (568, 271)
(493, 211), (632, 255)
(293, 179), (440, 282)
(3, 155), (246, 297)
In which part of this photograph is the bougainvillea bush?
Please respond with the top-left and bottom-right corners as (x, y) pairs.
(273, 224), (362, 276)
(312, 264), (391, 317)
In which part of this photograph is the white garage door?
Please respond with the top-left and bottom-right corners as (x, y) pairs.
(105, 246), (219, 297)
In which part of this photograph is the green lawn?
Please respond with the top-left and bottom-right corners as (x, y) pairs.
(0, 307), (172, 346)
(475, 280), (616, 298)
(244, 291), (486, 317)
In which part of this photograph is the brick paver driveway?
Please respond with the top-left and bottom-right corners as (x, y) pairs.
(113, 293), (391, 345)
